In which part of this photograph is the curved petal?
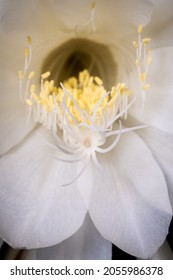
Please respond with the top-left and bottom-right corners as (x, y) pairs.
(137, 127), (173, 210)
(0, 0), (153, 39)
(0, 127), (87, 249)
(88, 131), (172, 259)
(36, 214), (112, 260)
(0, 0), (53, 34)
(129, 46), (173, 134)
(94, 0), (153, 42)
(147, 0), (173, 47)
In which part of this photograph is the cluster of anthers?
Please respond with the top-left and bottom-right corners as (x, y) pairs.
(18, 26), (151, 185)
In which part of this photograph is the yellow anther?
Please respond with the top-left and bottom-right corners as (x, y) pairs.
(143, 38), (151, 44)
(69, 77), (77, 88)
(110, 86), (116, 97)
(79, 69), (89, 85)
(25, 48), (29, 57)
(88, 76), (94, 86)
(31, 92), (39, 101)
(143, 84), (150, 90)
(41, 72), (51, 79)
(135, 60), (139, 66)
(94, 76), (103, 86)
(140, 72), (147, 81)
(148, 49), (151, 55)
(78, 100), (85, 110)
(28, 71), (35, 79)
(30, 84), (35, 93)
(133, 41), (138, 48)
(26, 99), (33, 106)
(48, 80), (55, 92)
(138, 24), (143, 33)
(18, 70), (23, 80)
(27, 36), (32, 45)
(91, 0), (96, 9)
(119, 83), (127, 93)
(147, 56), (152, 64)
(23, 68), (133, 127)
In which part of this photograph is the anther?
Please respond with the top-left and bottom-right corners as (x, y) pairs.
(24, 48), (29, 57)
(27, 36), (32, 45)
(138, 24), (143, 33)
(18, 71), (23, 80)
(28, 71), (35, 79)
(26, 99), (33, 106)
(94, 76), (103, 86)
(41, 72), (51, 79)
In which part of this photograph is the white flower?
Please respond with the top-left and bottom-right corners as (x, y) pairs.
(0, 0), (173, 259)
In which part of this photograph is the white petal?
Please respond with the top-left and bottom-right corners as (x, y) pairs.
(130, 46), (173, 133)
(89, 131), (172, 259)
(0, 127), (87, 249)
(36, 214), (112, 260)
(94, 0), (153, 41)
(148, 0), (173, 47)
(0, 0), (153, 40)
(0, 0), (51, 34)
(137, 127), (173, 210)
(49, 0), (153, 43)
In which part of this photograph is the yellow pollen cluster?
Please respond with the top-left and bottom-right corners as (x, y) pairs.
(25, 69), (131, 126)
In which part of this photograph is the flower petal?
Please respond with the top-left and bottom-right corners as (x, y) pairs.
(148, 0), (173, 47)
(88, 131), (172, 259)
(137, 127), (173, 210)
(0, 0), (51, 34)
(130, 46), (173, 133)
(36, 214), (112, 260)
(0, 127), (87, 249)
(52, 0), (153, 41)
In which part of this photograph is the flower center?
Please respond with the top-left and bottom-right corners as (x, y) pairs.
(18, 25), (151, 184)
(84, 139), (92, 148)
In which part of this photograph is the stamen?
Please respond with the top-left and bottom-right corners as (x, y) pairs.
(106, 96), (136, 128)
(92, 91), (110, 121)
(41, 72), (51, 79)
(27, 36), (32, 45)
(75, 0), (96, 36)
(60, 82), (86, 122)
(138, 24), (143, 33)
(51, 108), (79, 154)
(18, 71), (24, 80)
(134, 25), (152, 107)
